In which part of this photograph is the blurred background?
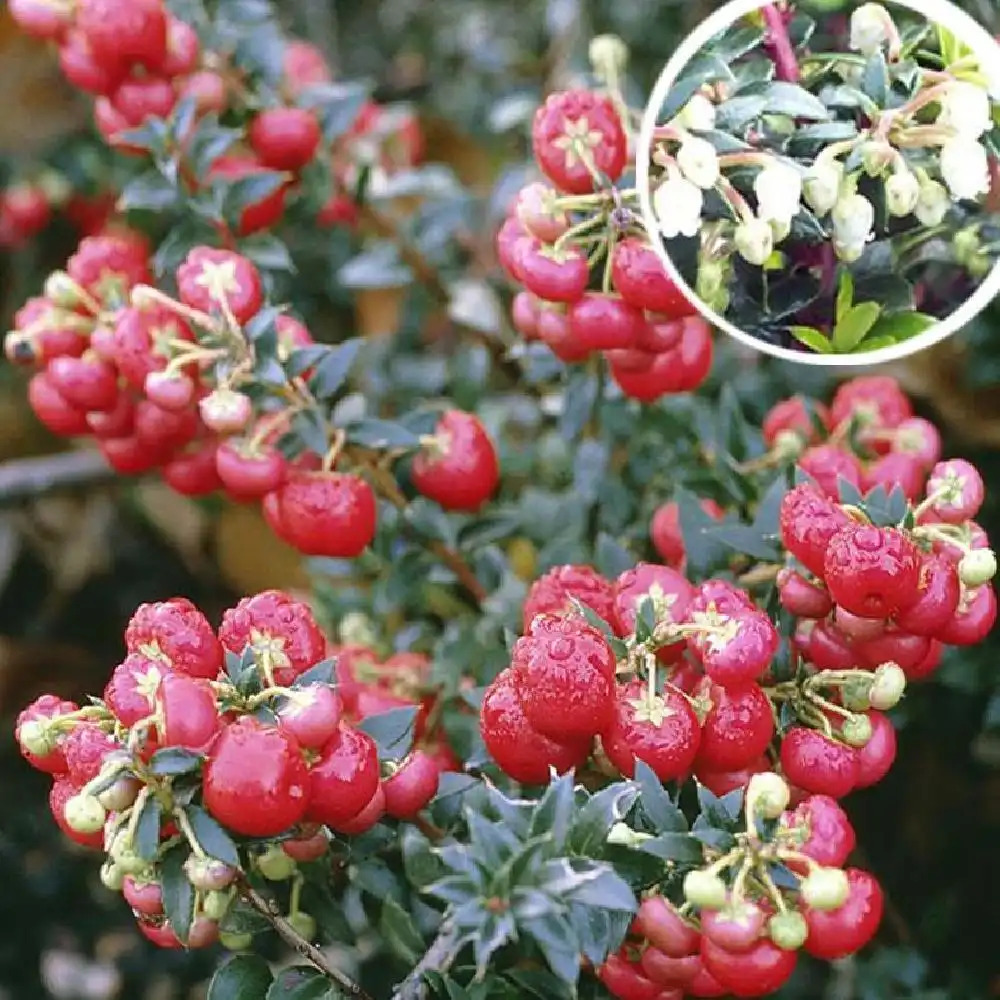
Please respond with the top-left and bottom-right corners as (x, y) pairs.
(0, 0), (998, 997)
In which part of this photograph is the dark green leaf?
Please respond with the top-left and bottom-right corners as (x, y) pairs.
(560, 370), (599, 442)
(149, 748), (202, 777)
(594, 532), (635, 579)
(119, 170), (179, 212)
(638, 832), (705, 865)
(209, 956), (274, 1000)
(298, 81), (370, 140)
(160, 843), (195, 943)
(543, 859), (636, 912)
(861, 51), (889, 105)
(571, 783), (639, 855)
(787, 121), (859, 155)
(308, 338), (363, 399)
(528, 772), (575, 851)
(358, 706), (419, 761)
(709, 525), (781, 562)
(715, 94), (768, 131)
(134, 795), (162, 861)
(380, 896), (426, 963)
(185, 806), (241, 867)
(223, 171), (287, 216)
(865, 312), (935, 343)
(635, 762), (687, 832)
(402, 826), (442, 889)
(761, 81), (830, 120)
(265, 967), (335, 1000)
(292, 658), (337, 688)
(346, 418), (420, 449)
(240, 234), (295, 272)
(338, 241), (413, 290)
(521, 912), (582, 985)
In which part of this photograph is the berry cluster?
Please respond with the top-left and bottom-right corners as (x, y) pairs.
(599, 775), (880, 999)
(496, 56), (712, 401)
(10, 0), (422, 238)
(5, 236), (500, 556)
(15, 589), (451, 949)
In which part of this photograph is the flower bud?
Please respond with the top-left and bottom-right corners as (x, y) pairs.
(960, 548), (997, 587)
(185, 856), (238, 891)
(953, 227), (981, 265)
(100, 860), (125, 892)
(801, 867), (849, 911)
(841, 713), (873, 748)
(850, 3), (897, 58)
(755, 161), (802, 226)
(199, 388), (252, 435)
(940, 137), (990, 201)
(64, 793), (107, 834)
(677, 93), (717, 132)
(683, 869), (728, 910)
(735, 216), (775, 266)
(914, 176), (950, 227)
(768, 911), (808, 951)
(842, 677), (873, 712)
(677, 136), (721, 190)
(869, 662), (906, 710)
(885, 169), (920, 217)
(654, 168), (704, 239)
(747, 771), (791, 819)
(803, 158), (843, 215)
(937, 81), (992, 139)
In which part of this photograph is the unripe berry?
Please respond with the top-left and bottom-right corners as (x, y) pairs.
(97, 774), (142, 812)
(748, 772), (790, 819)
(869, 663), (906, 711)
(64, 793), (107, 834)
(219, 930), (253, 951)
(199, 389), (253, 435)
(959, 548), (997, 587)
(773, 430), (805, 461)
(202, 889), (234, 921)
(683, 870), (728, 911)
(184, 856), (237, 891)
(841, 714), (873, 748)
(841, 678), (872, 712)
(768, 910), (808, 951)
(256, 843), (297, 882)
(100, 860), (125, 892)
(589, 34), (629, 76)
(18, 719), (53, 757)
(110, 831), (148, 875)
(44, 271), (83, 309)
(286, 911), (316, 941)
(800, 866), (849, 911)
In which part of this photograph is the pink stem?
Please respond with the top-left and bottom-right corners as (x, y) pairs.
(762, 3), (800, 84)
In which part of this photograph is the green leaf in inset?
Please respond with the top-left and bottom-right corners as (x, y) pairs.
(358, 706), (419, 761)
(864, 311), (936, 344)
(836, 270), (854, 324)
(861, 51), (889, 105)
(185, 806), (241, 867)
(160, 843), (194, 943)
(833, 301), (882, 353)
(761, 81), (830, 120)
(788, 326), (833, 353)
(208, 955), (274, 1000)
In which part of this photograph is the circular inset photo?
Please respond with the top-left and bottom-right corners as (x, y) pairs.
(637, 0), (1000, 364)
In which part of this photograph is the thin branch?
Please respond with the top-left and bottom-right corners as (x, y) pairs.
(391, 921), (461, 1000)
(239, 881), (376, 1000)
(0, 450), (116, 506)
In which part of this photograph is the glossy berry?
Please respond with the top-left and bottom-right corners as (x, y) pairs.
(777, 568), (833, 619)
(411, 410), (499, 511)
(798, 444), (862, 498)
(157, 673), (219, 751)
(639, 947), (700, 989)
(76, 0), (168, 69)
(853, 710), (896, 789)
(306, 724), (380, 827)
(28, 372), (89, 436)
(203, 717), (310, 837)
(125, 597), (222, 679)
(63, 723), (119, 786)
(611, 237), (693, 316)
(632, 896), (701, 957)
(700, 937), (798, 998)
(479, 669), (590, 784)
(112, 304), (194, 390)
(936, 583), (997, 645)
(650, 499), (724, 568)
(598, 953), (661, 1000)
(270, 471), (377, 557)
(779, 794), (856, 869)
(512, 614), (616, 740)
(518, 241), (590, 303)
(216, 442), (288, 500)
(334, 783), (386, 835)
(926, 458), (985, 523)
(209, 155), (288, 234)
(49, 777), (104, 849)
(894, 554), (961, 637)
(892, 417), (941, 469)
(763, 396), (829, 447)
(612, 562), (694, 651)
(249, 108), (322, 171)
(864, 452), (925, 501)
(824, 525), (921, 618)
(16, 694), (78, 774)
(276, 684), (343, 749)
(780, 727), (858, 799)
(514, 182), (569, 243)
(568, 293), (643, 351)
(695, 681), (774, 773)
(830, 376), (912, 430)
(601, 680), (700, 781)
(383, 751), (441, 819)
(804, 868), (884, 960)
(701, 899), (767, 953)
(176, 247), (263, 325)
(532, 90), (628, 194)
(692, 609), (779, 689)
(522, 564), (616, 631)
(779, 482), (852, 577)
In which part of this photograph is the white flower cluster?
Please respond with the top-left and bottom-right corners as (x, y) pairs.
(733, 161), (804, 266)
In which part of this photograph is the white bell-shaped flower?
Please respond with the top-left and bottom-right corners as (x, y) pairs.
(676, 135), (721, 190)
(832, 192), (875, 248)
(734, 216), (775, 266)
(754, 160), (802, 226)
(677, 94), (717, 132)
(849, 3), (895, 57)
(937, 81), (993, 139)
(803, 158), (843, 216)
(653, 166), (705, 239)
(940, 136), (991, 201)
(885, 169), (920, 217)
(914, 176), (950, 226)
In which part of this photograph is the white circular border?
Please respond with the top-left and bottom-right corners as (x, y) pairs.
(636, 0), (1000, 367)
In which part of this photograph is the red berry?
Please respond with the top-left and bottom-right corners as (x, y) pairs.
(700, 937), (797, 998)
(824, 525), (921, 619)
(28, 372), (88, 436)
(854, 628), (929, 673)
(597, 953), (661, 1000)
(306, 724), (380, 827)
(777, 568), (832, 619)
(695, 756), (769, 798)
(522, 564), (615, 630)
(49, 777), (105, 848)
(779, 794), (856, 869)
(47, 353), (119, 413)
(833, 606), (885, 643)
(218, 589), (326, 687)
(3, 184), (51, 237)
(282, 40), (332, 95)
(602, 680), (700, 781)
(333, 783), (386, 835)
(926, 458), (985, 523)
(496, 216), (528, 281)
(650, 499), (724, 568)
(518, 240), (590, 303)
(100, 433), (170, 474)
(532, 90), (627, 194)
(16, 694), (78, 774)
(904, 639), (944, 681)
(59, 28), (128, 95)
(135, 398), (198, 453)
(632, 896), (701, 957)
(113, 304), (194, 390)
(639, 947), (700, 988)
(204, 717), (309, 837)
(892, 554), (960, 637)
(891, 417), (941, 470)
(125, 597), (222, 679)
(511, 291), (541, 339)
(209, 155), (288, 234)
(864, 452), (925, 502)
(695, 681), (774, 773)
(763, 397), (829, 447)
(76, 0), (167, 69)
(157, 673), (219, 751)
(63, 723), (119, 786)
(690, 579), (756, 618)
(276, 684), (343, 750)
(411, 410), (499, 511)
(701, 899), (767, 953)
(512, 614), (616, 740)
(249, 108), (322, 171)
(9, 0), (74, 39)
(383, 751), (441, 819)
(637, 313), (684, 353)
(144, 371), (196, 411)
(536, 303), (591, 362)
(604, 347), (655, 373)
(123, 876), (163, 916)
(479, 669), (590, 784)
(690, 609), (779, 689)
(135, 918), (183, 949)
(158, 14), (199, 75)
(514, 182), (569, 243)
(68, 233), (151, 305)
(216, 441), (288, 500)
(612, 563), (694, 662)
(804, 868), (883, 959)
(176, 247), (263, 325)
(802, 619), (856, 671)
(568, 292), (643, 351)
(272, 471), (377, 557)
(830, 376), (912, 431)
(611, 237), (693, 316)
(780, 727), (858, 799)
(798, 444), (862, 499)
(282, 831), (329, 862)
(178, 70), (227, 114)
(105, 652), (171, 726)
(936, 583), (997, 646)
(853, 711), (896, 789)
(111, 76), (177, 128)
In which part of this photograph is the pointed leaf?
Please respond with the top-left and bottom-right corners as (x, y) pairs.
(209, 956), (274, 1000)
